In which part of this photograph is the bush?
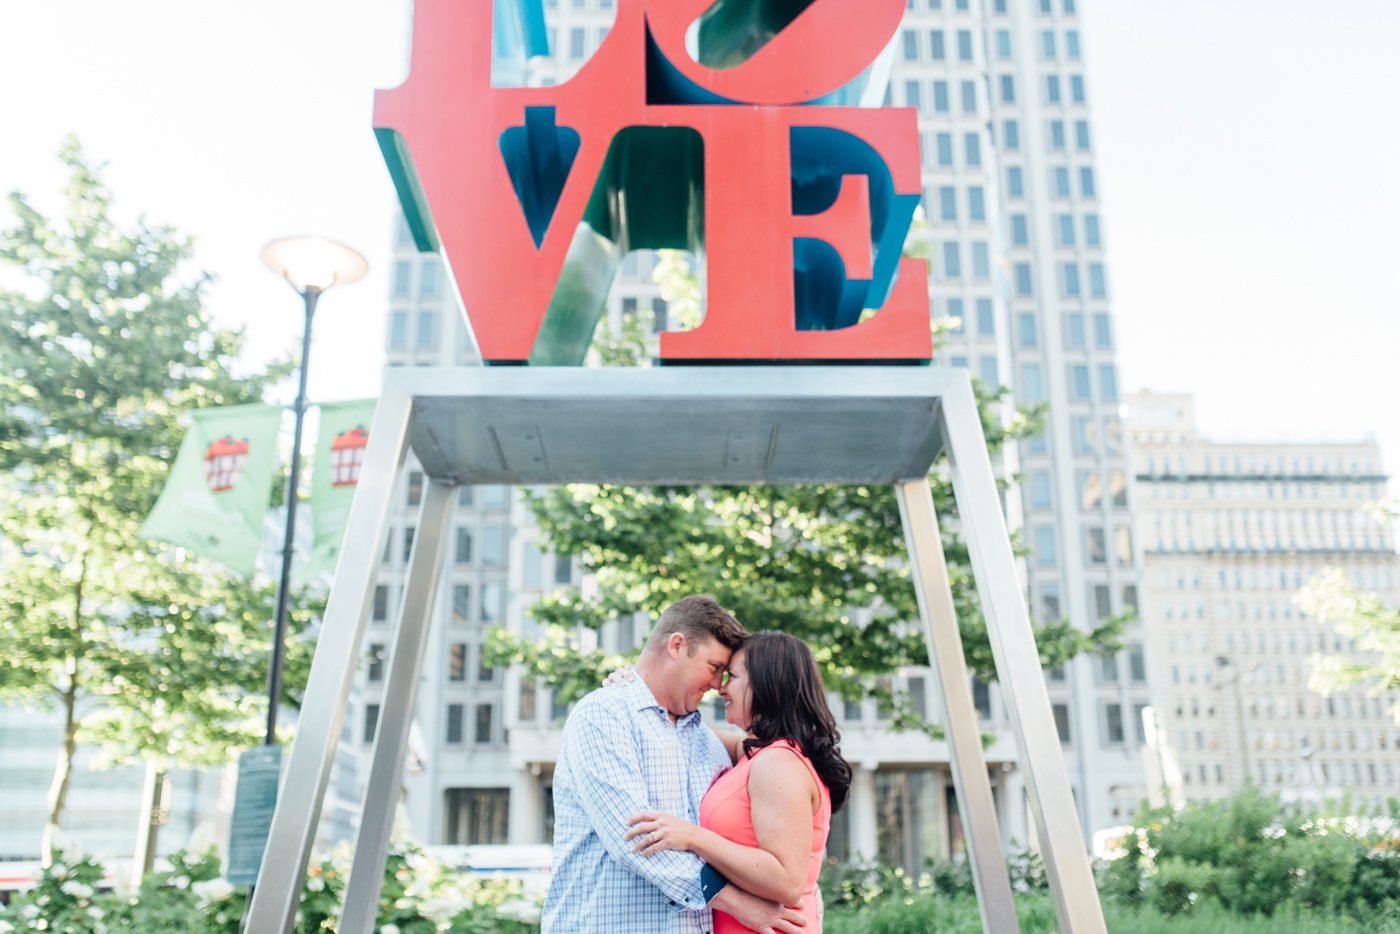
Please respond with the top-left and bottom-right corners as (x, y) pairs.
(0, 845), (541, 934)
(1098, 784), (1400, 923)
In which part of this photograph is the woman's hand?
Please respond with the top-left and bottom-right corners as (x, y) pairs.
(602, 664), (636, 687)
(624, 812), (703, 855)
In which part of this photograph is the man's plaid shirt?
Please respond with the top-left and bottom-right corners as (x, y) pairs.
(542, 675), (731, 934)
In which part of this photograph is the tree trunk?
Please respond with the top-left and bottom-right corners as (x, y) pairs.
(42, 671), (79, 866)
(42, 551), (86, 866)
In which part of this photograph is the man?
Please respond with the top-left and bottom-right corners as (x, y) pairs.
(543, 595), (807, 934)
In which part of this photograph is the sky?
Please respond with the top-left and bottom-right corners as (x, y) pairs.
(2, 0), (1397, 492)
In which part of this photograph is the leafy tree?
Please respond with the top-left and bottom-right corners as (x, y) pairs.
(1295, 560), (1400, 725)
(0, 138), (316, 861)
(488, 253), (1124, 733)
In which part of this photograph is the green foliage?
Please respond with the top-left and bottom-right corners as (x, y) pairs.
(0, 138), (317, 854)
(1296, 567), (1400, 723)
(0, 845), (541, 934)
(1100, 784), (1400, 923)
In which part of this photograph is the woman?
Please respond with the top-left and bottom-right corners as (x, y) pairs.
(623, 631), (850, 933)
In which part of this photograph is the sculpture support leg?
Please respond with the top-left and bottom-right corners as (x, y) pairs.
(896, 479), (1020, 934)
(338, 479), (456, 934)
(245, 386), (415, 934)
(939, 376), (1107, 934)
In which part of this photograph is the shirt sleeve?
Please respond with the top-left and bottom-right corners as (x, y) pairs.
(562, 700), (708, 910)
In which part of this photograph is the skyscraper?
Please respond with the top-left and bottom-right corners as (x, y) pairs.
(1128, 391), (1399, 806)
(370, 0), (1149, 866)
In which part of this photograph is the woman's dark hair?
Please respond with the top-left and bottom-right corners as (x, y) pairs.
(741, 631), (851, 812)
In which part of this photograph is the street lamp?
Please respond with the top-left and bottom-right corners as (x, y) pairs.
(260, 236), (367, 746)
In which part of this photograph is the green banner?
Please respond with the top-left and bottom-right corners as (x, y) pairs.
(140, 403), (283, 576)
(300, 398), (377, 579)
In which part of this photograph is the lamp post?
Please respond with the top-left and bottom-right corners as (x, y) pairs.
(260, 236), (368, 745)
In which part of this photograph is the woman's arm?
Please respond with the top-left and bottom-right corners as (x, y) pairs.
(626, 747), (816, 905)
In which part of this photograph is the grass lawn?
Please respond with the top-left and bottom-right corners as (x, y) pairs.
(823, 894), (1400, 933)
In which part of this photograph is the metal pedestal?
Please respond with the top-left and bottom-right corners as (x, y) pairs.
(244, 366), (1106, 934)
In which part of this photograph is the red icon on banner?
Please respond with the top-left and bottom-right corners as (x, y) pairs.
(330, 426), (370, 488)
(204, 436), (250, 493)
(375, 0), (929, 365)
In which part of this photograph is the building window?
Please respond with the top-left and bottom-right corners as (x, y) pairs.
(1054, 167), (1070, 198)
(1046, 75), (1061, 104)
(1017, 312), (1038, 349)
(1084, 214), (1101, 246)
(978, 356), (998, 388)
(968, 186), (985, 222)
(1075, 120), (1091, 150)
(455, 527), (473, 564)
(554, 554), (573, 584)
(452, 584), (472, 625)
(651, 297), (668, 330)
(960, 80), (977, 114)
(444, 788), (510, 845)
(902, 30), (919, 60)
(1089, 262), (1106, 297)
(481, 582), (503, 623)
(999, 75), (1015, 104)
(416, 310), (435, 347)
(1105, 703), (1125, 744)
(938, 186), (957, 222)
(1007, 166), (1024, 198)
(1003, 119), (1020, 151)
(1011, 214), (1028, 246)
(446, 703), (465, 743)
(1057, 214), (1075, 247)
(904, 80), (921, 110)
(1053, 704), (1071, 743)
(1042, 30), (1056, 58)
(368, 644), (386, 683)
(1086, 527), (1107, 564)
(420, 260), (438, 296)
(519, 680), (537, 720)
(1128, 645), (1147, 682)
(569, 27), (586, 59)
(389, 311), (408, 349)
(372, 585), (389, 622)
(402, 526), (415, 563)
(1034, 527), (1058, 566)
(393, 260), (411, 296)
(449, 643), (467, 681)
(942, 242), (961, 278)
(957, 30), (973, 61)
(480, 526), (504, 565)
(364, 703), (380, 744)
(475, 703), (496, 744)
(1062, 263), (1081, 297)
(1098, 364), (1118, 401)
(1066, 313), (1086, 348)
(1066, 30), (1081, 58)
(1115, 527), (1134, 565)
(971, 242), (990, 279)
(1070, 74), (1086, 103)
(1029, 471), (1052, 510)
(1020, 362), (1044, 402)
(406, 471), (423, 507)
(1070, 364), (1091, 400)
(995, 30), (1011, 58)
(1014, 262), (1033, 296)
(929, 30), (944, 60)
(936, 132), (953, 166)
(1080, 167), (1097, 198)
(1049, 120), (1065, 150)
(964, 133), (981, 166)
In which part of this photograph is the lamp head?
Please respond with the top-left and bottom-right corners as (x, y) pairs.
(261, 236), (368, 293)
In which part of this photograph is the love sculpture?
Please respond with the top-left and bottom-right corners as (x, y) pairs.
(244, 3), (1107, 933)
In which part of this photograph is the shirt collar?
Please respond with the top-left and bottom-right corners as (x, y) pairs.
(628, 672), (702, 728)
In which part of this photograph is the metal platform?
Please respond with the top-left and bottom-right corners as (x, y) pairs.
(245, 365), (1107, 934)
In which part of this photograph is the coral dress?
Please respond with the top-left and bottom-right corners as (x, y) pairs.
(699, 740), (831, 934)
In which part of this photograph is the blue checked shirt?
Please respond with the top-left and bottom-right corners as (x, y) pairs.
(542, 675), (731, 934)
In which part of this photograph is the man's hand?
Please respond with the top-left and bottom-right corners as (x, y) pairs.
(711, 885), (806, 934)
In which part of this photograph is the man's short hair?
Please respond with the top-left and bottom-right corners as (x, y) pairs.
(647, 595), (748, 654)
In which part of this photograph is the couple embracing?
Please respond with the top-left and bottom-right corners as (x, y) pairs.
(542, 595), (849, 934)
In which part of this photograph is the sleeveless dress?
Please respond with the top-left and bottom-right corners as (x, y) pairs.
(698, 739), (831, 934)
